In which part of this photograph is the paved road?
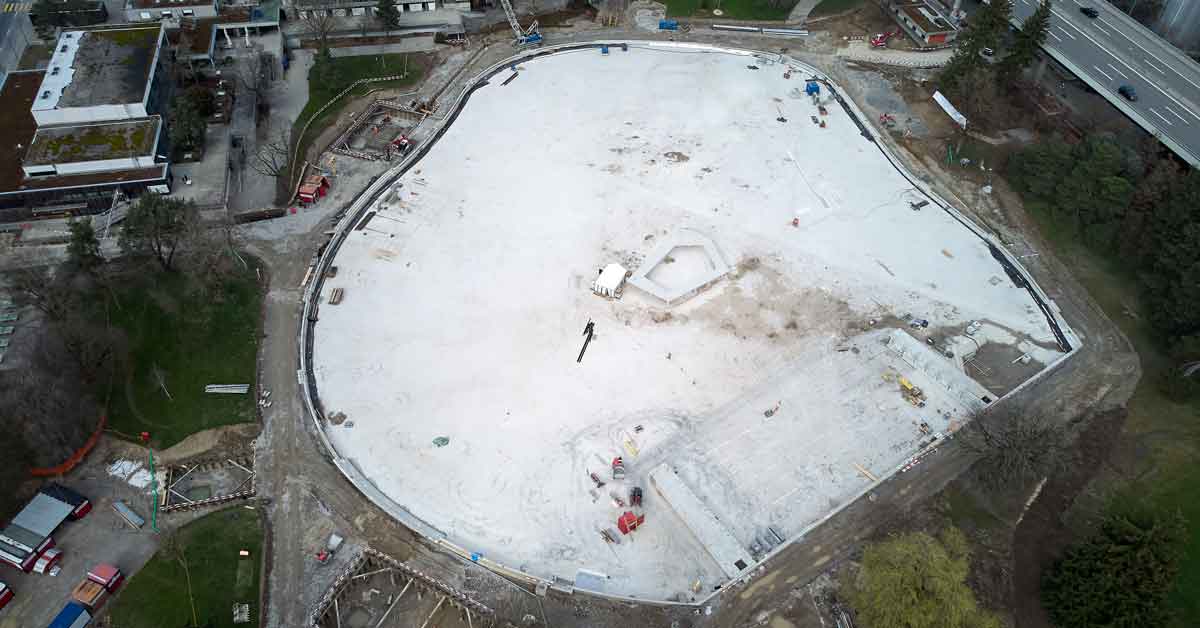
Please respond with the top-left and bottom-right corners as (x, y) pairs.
(1011, 0), (1200, 166)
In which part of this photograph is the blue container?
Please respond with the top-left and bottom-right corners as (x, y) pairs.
(601, 45), (610, 54)
(659, 19), (679, 30)
(805, 81), (820, 96)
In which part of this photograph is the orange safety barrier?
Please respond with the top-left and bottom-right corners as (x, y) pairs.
(29, 414), (107, 477)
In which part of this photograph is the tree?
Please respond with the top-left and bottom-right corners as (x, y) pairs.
(7, 266), (80, 323)
(312, 43), (337, 87)
(849, 527), (1001, 628)
(66, 217), (103, 273)
(998, 0), (1052, 82)
(119, 194), (199, 272)
(1009, 137), (1073, 201)
(170, 96), (207, 155)
(185, 85), (216, 118)
(961, 412), (1071, 491)
(939, 0), (1013, 90)
(1043, 507), (1188, 628)
(248, 126), (291, 179)
(376, 0), (400, 31)
(304, 10), (337, 49)
(162, 530), (201, 628)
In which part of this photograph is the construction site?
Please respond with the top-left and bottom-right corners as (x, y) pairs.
(303, 42), (1079, 603)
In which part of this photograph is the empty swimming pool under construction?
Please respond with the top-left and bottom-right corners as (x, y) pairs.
(300, 42), (1079, 602)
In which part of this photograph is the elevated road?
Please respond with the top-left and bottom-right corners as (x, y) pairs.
(1011, 0), (1200, 167)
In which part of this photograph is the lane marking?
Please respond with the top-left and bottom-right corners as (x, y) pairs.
(1057, 26), (1076, 40)
(1047, 30), (1062, 43)
(1093, 65), (1114, 81)
(1050, 8), (1200, 122)
(1107, 63), (1128, 79)
(1149, 108), (1174, 126)
(1164, 106), (1189, 125)
(1144, 58), (1166, 74)
(1099, 16), (1200, 92)
(1093, 22), (1109, 36)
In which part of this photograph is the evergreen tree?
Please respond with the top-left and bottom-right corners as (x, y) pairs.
(998, 0), (1052, 82)
(376, 0), (400, 30)
(1043, 507), (1188, 628)
(940, 0), (1013, 90)
(66, 217), (103, 273)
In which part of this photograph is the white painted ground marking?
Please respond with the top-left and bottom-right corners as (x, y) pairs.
(1145, 58), (1166, 74)
(1150, 108), (1174, 126)
(1107, 63), (1128, 79)
(1101, 17), (1200, 92)
(1057, 26), (1076, 40)
(1053, 8), (1200, 122)
(1092, 22), (1109, 36)
(1047, 30), (1062, 43)
(1164, 106), (1189, 125)
(1093, 65), (1114, 81)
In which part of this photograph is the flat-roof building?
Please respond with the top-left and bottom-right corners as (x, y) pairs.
(0, 23), (172, 217)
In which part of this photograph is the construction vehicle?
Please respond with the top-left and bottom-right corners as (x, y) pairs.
(899, 377), (927, 407)
(315, 532), (344, 564)
(870, 28), (901, 48)
(611, 457), (626, 480)
(498, 0), (541, 46)
(617, 511), (645, 534)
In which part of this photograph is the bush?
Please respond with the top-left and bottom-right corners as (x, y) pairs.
(849, 527), (1000, 628)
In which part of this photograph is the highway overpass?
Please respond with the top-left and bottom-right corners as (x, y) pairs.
(1010, 0), (1200, 167)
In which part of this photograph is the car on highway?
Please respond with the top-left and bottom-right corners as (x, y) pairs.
(1118, 85), (1139, 101)
(1080, 7), (1099, 18)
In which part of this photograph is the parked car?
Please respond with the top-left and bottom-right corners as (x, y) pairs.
(1080, 7), (1099, 18)
(1118, 85), (1139, 101)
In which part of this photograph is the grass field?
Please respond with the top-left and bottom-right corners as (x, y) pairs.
(106, 267), (262, 448)
(1028, 204), (1200, 626)
(109, 508), (264, 628)
(664, 0), (796, 21)
(287, 53), (427, 201)
(808, 0), (865, 17)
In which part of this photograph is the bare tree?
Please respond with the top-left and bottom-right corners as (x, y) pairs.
(960, 411), (1072, 490)
(161, 530), (201, 628)
(304, 10), (338, 49)
(248, 126), (291, 179)
(6, 266), (80, 323)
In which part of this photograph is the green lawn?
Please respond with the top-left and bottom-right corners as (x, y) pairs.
(109, 508), (264, 628)
(808, 0), (865, 17)
(106, 267), (262, 448)
(664, 0), (796, 21)
(1026, 204), (1200, 626)
(288, 53), (426, 198)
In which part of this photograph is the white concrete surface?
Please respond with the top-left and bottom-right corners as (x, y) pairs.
(310, 45), (1064, 600)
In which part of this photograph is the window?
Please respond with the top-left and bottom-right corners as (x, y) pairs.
(161, 9), (172, 18)
(182, 8), (194, 15)
(139, 10), (151, 18)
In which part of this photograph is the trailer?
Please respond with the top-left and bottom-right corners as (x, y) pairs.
(0, 582), (13, 611)
(39, 484), (91, 520)
(48, 602), (91, 628)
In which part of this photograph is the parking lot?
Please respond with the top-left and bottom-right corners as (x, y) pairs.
(0, 439), (162, 628)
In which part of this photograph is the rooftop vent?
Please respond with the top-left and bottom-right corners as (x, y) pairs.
(51, 67), (60, 75)
(60, 45), (68, 52)
(64, 33), (73, 38)
(41, 91), (51, 99)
